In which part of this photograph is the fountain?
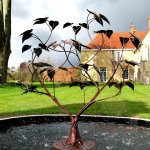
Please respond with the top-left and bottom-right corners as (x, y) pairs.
(0, 10), (146, 149)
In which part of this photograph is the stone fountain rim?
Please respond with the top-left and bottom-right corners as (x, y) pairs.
(0, 114), (150, 128)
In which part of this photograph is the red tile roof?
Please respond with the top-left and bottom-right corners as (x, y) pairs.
(88, 31), (147, 49)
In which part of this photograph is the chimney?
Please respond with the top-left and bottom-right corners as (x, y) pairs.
(130, 17), (135, 33)
(148, 17), (150, 31)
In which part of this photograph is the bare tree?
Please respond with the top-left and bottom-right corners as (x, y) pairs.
(0, 0), (11, 83)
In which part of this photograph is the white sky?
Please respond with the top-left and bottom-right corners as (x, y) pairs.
(9, 0), (150, 68)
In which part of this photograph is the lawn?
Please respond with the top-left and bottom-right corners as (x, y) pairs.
(0, 83), (150, 119)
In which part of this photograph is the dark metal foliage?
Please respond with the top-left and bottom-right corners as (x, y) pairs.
(72, 40), (81, 52)
(71, 39), (91, 52)
(130, 32), (141, 48)
(79, 23), (89, 29)
(94, 30), (113, 38)
(38, 43), (47, 50)
(33, 17), (49, 24)
(63, 22), (74, 28)
(47, 69), (55, 80)
(119, 37), (129, 46)
(33, 62), (53, 67)
(58, 67), (68, 71)
(70, 81), (98, 90)
(108, 81), (134, 91)
(20, 29), (33, 43)
(17, 81), (38, 94)
(125, 60), (139, 66)
(22, 45), (31, 53)
(49, 20), (59, 30)
(34, 48), (42, 57)
(87, 9), (110, 26)
(69, 81), (87, 90)
(73, 26), (81, 35)
(79, 64), (90, 71)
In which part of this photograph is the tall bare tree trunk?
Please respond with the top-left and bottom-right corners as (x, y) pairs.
(0, 0), (11, 84)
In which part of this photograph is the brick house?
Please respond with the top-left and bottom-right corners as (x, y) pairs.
(44, 67), (80, 83)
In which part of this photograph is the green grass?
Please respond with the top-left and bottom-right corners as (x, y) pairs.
(0, 83), (150, 119)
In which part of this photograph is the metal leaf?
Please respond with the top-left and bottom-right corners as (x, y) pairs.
(87, 9), (103, 26)
(125, 81), (134, 90)
(79, 23), (89, 29)
(49, 20), (59, 30)
(63, 22), (73, 28)
(22, 45), (31, 53)
(94, 30), (113, 38)
(40, 68), (48, 74)
(58, 67), (68, 71)
(79, 82), (87, 90)
(73, 26), (81, 35)
(33, 17), (48, 25)
(20, 29), (33, 43)
(108, 82), (117, 88)
(106, 30), (113, 38)
(71, 39), (81, 52)
(100, 14), (110, 25)
(119, 37), (129, 47)
(109, 81), (124, 90)
(34, 48), (42, 57)
(79, 64), (89, 71)
(39, 43), (47, 50)
(47, 69), (55, 80)
(33, 62), (53, 67)
(130, 33), (141, 48)
(94, 30), (106, 34)
(125, 60), (139, 66)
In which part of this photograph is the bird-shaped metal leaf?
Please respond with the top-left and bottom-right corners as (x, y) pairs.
(33, 17), (48, 25)
(94, 30), (113, 38)
(69, 81), (87, 90)
(79, 23), (89, 29)
(108, 81), (124, 90)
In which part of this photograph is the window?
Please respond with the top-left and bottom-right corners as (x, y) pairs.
(100, 67), (107, 82)
(113, 51), (122, 62)
(122, 68), (128, 79)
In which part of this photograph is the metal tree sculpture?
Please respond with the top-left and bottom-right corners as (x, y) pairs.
(20, 10), (139, 149)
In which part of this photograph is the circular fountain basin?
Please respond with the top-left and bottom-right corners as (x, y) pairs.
(0, 114), (150, 150)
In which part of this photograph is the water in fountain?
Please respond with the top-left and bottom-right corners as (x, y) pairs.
(0, 121), (150, 150)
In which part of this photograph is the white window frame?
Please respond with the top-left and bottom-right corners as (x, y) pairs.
(122, 68), (129, 79)
(100, 67), (107, 82)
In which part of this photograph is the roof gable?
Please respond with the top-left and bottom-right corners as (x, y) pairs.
(88, 31), (147, 49)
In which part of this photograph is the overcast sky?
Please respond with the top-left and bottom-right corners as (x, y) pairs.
(9, 0), (150, 68)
